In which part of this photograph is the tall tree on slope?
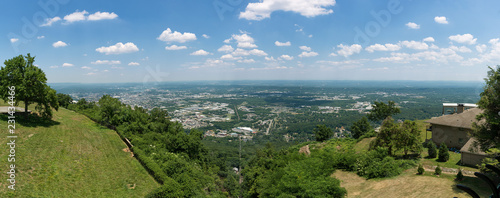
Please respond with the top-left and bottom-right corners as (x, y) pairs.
(0, 54), (58, 119)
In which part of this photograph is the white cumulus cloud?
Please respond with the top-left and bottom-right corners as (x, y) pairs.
(91, 60), (121, 65)
(128, 62), (140, 66)
(165, 45), (187, 50)
(64, 10), (89, 23)
(448, 46), (472, 53)
(221, 54), (242, 60)
(449, 33), (477, 45)
(237, 42), (258, 48)
(10, 38), (19, 43)
(41, 17), (62, 26)
(225, 33), (258, 49)
(88, 11), (118, 21)
(218, 45), (234, 53)
(62, 63), (74, 67)
(52, 41), (68, 48)
(249, 49), (268, 56)
(299, 46), (311, 51)
(280, 54), (294, 60)
(275, 41), (291, 46)
(240, 0), (336, 20)
(423, 37), (435, 42)
(96, 42), (139, 55)
(400, 40), (429, 50)
(157, 28), (197, 43)
(405, 22), (420, 29)
(337, 44), (362, 57)
(476, 44), (487, 53)
(365, 43), (400, 53)
(298, 51), (318, 58)
(190, 49), (211, 56)
(434, 16), (448, 24)
(238, 59), (256, 63)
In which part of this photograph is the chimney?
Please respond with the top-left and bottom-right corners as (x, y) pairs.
(457, 103), (464, 114)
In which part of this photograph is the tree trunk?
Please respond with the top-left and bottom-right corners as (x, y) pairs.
(24, 99), (29, 120)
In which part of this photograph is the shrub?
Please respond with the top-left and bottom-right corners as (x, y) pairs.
(145, 180), (184, 198)
(427, 141), (437, 158)
(435, 165), (442, 175)
(438, 143), (449, 162)
(417, 164), (425, 175)
(314, 125), (333, 142)
(351, 117), (373, 139)
(364, 156), (402, 179)
(132, 147), (170, 184)
(456, 169), (464, 181)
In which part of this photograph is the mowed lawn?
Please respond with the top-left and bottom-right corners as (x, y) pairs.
(333, 169), (491, 198)
(0, 106), (159, 197)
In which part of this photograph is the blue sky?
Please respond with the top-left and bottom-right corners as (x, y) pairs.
(2, 0), (500, 83)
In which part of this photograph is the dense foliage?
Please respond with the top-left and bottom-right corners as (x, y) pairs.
(242, 139), (416, 197)
(56, 93), (73, 108)
(0, 54), (58, 119)
(313, 125), (334, 142)
(367, 101), (401, 122)
(473, 66), (500, 150)
(68, 96), (224, 197)
(371, 117), (422, 156)
(351, 116), (373, 139)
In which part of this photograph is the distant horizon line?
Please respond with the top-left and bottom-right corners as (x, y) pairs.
(48, 79), (484, 84)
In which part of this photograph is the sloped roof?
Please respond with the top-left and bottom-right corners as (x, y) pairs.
(460, 138), (487, 155)
(425, 108), (482, 129)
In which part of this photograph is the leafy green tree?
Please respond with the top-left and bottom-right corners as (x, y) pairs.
(0, 54), (58, 119)
(367, 101), (401, 122)
(75, 98), (88, 109)
(371, 117), (399, 155)
(473, 66), (500, 150)
(56, 93), (73, 108)
(313, 125), (334, 142)
(397, 120), (422, 156)
(351, 116), (373, 139)
(98, 95), (123, 126)
(372, 118), (422, 157)
(438, 143), (449, 162)
(427, 141), (437, 158)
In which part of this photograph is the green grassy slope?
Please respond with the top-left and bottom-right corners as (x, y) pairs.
(0, 106), (159, 197)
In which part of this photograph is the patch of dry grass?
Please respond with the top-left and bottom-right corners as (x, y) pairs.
(332, 169), (491, 198)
